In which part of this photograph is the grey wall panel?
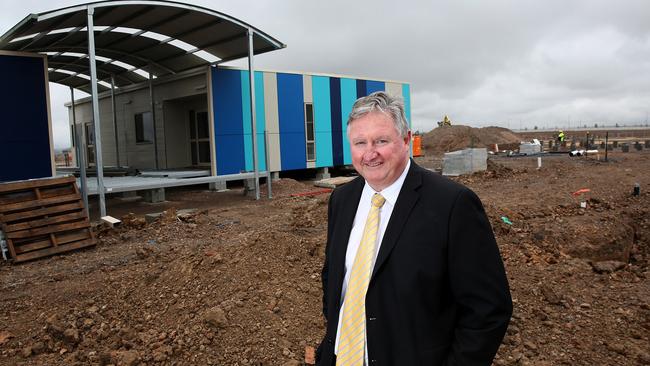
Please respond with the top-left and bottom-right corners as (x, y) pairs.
(385, 82), (403, 99)
(303, 74), (313, 103)
(263, 72), (281, 172)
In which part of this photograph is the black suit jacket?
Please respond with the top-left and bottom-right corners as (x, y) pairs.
(318, 162), (512, 365)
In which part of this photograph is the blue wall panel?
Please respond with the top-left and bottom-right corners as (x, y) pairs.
(312, 76), (333, 167)
(277, 73), (306, 171)
(356, 79), (367, 98)
(365, 80), (385, 95)
(212, 68), (245, 175)
(329, 78), (343, 166)
(212, 67), (401, 175)
(340, 78), (357, 165)
(240, 71), (253, 172)
(0, 55), (51, 182)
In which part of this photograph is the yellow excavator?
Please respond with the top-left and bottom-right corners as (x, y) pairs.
(437, 115), (452, 127)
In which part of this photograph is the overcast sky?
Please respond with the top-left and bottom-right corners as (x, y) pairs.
(2, 0), (649, 148)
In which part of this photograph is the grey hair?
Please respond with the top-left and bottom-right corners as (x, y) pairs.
(347, 91), (410, 137)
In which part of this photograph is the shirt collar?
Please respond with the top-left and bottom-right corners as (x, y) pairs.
(362, 159), (411, 207)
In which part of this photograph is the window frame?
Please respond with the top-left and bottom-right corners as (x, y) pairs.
(135, 111), (154, 144)
(304, 102), (316, 162)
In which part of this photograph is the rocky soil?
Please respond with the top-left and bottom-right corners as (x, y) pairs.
(1, 149), (649, 366)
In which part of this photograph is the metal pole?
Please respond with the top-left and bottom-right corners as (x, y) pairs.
(87, 7), (106, 217)
(75, 124), (89, 213)
(111, 75), (120, 167)
(247, 28), (260, 200)
(70, 87), (88, 212)
(605, 131), (609, 162)
(265, 130), (272, 199)
(149, 72), (159, 169)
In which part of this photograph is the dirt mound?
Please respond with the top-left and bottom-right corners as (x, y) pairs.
(421, 125), (521, 154)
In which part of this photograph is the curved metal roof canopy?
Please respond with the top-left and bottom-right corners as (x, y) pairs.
(0, 0), (286, 93)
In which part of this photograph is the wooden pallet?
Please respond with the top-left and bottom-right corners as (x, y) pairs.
(0, 176), (95, 263)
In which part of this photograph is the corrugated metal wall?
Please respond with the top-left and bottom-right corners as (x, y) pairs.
(211, 67), (410, 176)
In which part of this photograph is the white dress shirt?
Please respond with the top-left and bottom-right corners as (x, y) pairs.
(334, 159), (411, 361)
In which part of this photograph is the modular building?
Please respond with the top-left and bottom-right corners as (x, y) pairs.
(67, 66), (411, 176)
(0, 1), (410, 215)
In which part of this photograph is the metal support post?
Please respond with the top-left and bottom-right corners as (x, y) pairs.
(75, 124), (89, 213)
(149, 72), (159, 169)
(265, 130), (272, 199)
(111, 75), (120, 167)
(70, 86), (88, 212)
(605, 131), (609, 162)
(87, 7), (106, 217)
(247, 28), (260, 200)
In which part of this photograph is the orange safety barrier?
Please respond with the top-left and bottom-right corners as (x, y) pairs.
(412, 135), (423, 157)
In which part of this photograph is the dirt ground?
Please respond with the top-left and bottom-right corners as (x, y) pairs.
(1, 145), (649, 365)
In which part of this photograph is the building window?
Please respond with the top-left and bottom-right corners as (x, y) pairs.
(304, 103), (315, 161)
(135, 112), (154, 143)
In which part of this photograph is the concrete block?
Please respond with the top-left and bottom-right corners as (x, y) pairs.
(209, 181), (227, 191)
(145, 212), (163, 223)
(115, 191), (141, 202)
(142, 188), (165, 203)
(442, 148), (487, 176)
(316, 167), (331, 180)
(519, 143), (541, 155)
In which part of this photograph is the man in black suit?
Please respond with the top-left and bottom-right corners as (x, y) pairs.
(317, 91), (512, 365)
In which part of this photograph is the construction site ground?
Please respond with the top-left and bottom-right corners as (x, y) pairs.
(1, 144), (649, 365)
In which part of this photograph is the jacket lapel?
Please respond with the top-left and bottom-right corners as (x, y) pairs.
(331, 177), (365, 307)
(371, 162), (422, 281)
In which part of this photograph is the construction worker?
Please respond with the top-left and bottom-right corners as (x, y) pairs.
(558, 130), (565, 142)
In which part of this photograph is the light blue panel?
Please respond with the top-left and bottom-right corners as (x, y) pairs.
(241, 71), (253, 171)
(340, 78), (357, 165)
(255, 71), (267, 171)
(402, 84), (411, 128)
(365, 80), (385, 94)
(312, 76), (333, 167)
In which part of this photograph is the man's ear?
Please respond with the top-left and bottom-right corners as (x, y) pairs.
(404, 130), (412, 145)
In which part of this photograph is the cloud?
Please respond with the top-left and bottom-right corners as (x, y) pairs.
(1, 0), (649, 148)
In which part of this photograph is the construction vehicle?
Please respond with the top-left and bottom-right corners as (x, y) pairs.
(437, 115), (452, 127)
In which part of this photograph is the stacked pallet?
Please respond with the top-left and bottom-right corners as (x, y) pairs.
(0, 176), (95, 263)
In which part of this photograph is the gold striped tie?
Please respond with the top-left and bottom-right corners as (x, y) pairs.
(337, 193), (386, 366)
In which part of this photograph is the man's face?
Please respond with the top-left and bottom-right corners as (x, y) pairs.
(348, 111), (411, 192)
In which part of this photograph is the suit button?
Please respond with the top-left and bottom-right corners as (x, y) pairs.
(368, 317), (376, 321)
(370, 359), (377, 363)
(327, 337), (333, 344)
